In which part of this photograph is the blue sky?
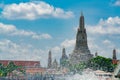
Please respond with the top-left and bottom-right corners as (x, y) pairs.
(0, 0), (120, 67)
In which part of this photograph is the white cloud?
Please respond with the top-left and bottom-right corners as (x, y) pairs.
(102, 39), (115, 48)
(32, 34), (51, 39)
(0, 22), (52, 39)
(61, 39), (75, 48)
(86, 16), (120, 35)
(87, 38), (99, 51)
(114, 0), (120, 6)
(1, 2), (74, 20)
(103, 39), (111, 45)
(44, 39), (76, 61)
(50, 46), (61, 61)
(88, 38), (114, 58)
(85, 16), (120, 58)
(0, 39), (49, 67)
(0, 39), (38, 58)
(52, 46), (60, 53)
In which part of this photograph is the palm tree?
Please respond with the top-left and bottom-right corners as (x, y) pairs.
(6, 61), (17, 78)
(0, 63), (7, 77)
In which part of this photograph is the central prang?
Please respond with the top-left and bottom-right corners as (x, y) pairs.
(69, 12), (93, 65)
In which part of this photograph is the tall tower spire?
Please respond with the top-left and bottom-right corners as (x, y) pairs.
(70, 12), (93, 65)
(62, 48), (68, 59)
(79, 12), (84, 29)
(74, 12), (89, 53)
(48, 50), (52, 68)
(113, 49), (117, 60)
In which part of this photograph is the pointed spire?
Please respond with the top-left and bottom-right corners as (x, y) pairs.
(62, 47), (68, 59)
(81, 11), (83, 16)
(113, 49), (117, 60)
(79, 11), (84, 29)
(48, 50), (52, 68)
(62, 47), (66, 58)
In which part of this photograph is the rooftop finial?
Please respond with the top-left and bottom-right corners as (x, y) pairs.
(81, 11), (83, 16)
(113, 49), (117, 60)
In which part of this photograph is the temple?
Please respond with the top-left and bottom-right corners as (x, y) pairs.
(70, 12), (93, 64)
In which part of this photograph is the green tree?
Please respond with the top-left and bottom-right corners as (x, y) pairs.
(7, 61), (17, 73)
(88, 56), (116, 72)
(0, 63), (7, 77)
(0, 62), (25, 77)
(6, 61), (25, 76)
